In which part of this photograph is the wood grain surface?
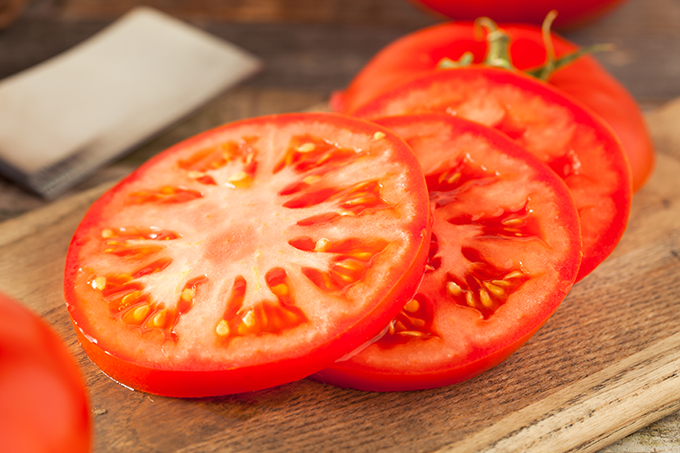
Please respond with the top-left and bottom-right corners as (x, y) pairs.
(1, 0), (680, 451)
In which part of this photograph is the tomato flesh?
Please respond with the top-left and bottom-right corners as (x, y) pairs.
(353, 68), (630, 282)
(0, 292), (91, 453)
(313, 114), (581, 391)
(64, 113), (431, 397)
(331, 21), (654, 192)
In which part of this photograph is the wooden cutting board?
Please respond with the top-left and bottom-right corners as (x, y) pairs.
(1, 99), (680, 452)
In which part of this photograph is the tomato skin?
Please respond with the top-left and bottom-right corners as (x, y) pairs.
(408, 0), (629, 30)
(0, 292), (91, 453)
(353, 67), (631, 282)
(315, 321), (542, 391)
(332, 21), (654, 192)
(64, 113), (431, 397)
(314, 114), (581, 391)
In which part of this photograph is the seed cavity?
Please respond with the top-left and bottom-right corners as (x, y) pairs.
(216, 272), (309, 343)
(445, 263), (529, 319)
(274, 134), (362, 174)
(376, 294), (438, 346)
(128, 186), (203, 205)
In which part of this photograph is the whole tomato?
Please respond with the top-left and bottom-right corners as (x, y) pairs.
(332, 20), (654, 192)
(0, 292), (91, 453)
(409, 0), (629, 29)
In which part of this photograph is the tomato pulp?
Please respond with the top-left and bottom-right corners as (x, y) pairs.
(353, 68), (631, 282)
(0, 292), (91, 453)
(409, 0), (629, 30)
(331, 21), (653, 192)
(314, 114), (581, 391)
(64, 113), (431, 397)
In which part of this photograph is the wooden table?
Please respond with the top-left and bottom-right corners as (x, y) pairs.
(1, 0), (680, 451)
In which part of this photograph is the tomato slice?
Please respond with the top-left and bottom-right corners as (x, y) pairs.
(331, 21), (654, 192)
(313, 114), (581, 391)
(63, 113), (431, 397)
(352, 68), (630, 281)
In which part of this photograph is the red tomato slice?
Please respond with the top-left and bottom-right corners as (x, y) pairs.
(409, 0), (628, 30)
(63, 113), (431, 397)
(331, 21), (654, 192)
(0, 292), (91, 453)
(352, 68), (631, 282)
(313, 114), (581, 391)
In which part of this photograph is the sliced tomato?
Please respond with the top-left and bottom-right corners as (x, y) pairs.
(353, 68), (631, 282)
(64, 113), (431, 397)
(313, 114), (581, 391)
(0, 292), (91, 453)
(331, 21), (654, 192)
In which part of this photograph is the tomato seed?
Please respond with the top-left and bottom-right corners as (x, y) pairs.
(152, 310), (167, 328)
(93, 276), (106, 290)
(446, 281), (463, 297)
(216, 320), (230, 337)
(404, 299), (420, 313)
(297, 143), (316, 153)
(314, 238), (331, 252)
(479, 289), (492, 308)
(270, 284), (289, 297)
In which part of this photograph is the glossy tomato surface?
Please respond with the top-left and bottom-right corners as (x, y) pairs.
(314, 114), (581, 391)
(332, 21), (653, 192)
(353, 68), (631, 282)
(64, 113), (431, 397)
(409, 0), (628, 29)
(0, 292), (91, 453)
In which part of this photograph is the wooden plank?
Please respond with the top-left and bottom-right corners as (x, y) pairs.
(451, 332), (680, 453)
(0, 103), (679, 452)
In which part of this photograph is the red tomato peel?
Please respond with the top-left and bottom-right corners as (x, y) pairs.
(352, 68), (631, 282)
(313, 114), (582, 391)
(64, 113), (431, 397)
(408, 0), (629, 30)
(331, 21), (654, 192)
(0, 292), (91, 453)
